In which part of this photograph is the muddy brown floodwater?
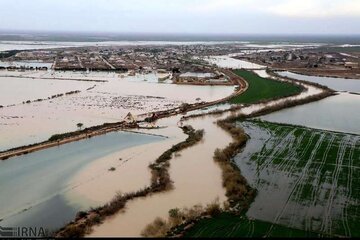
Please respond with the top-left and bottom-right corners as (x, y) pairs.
(83, 71), (327, 237)
(0, 71), (234, 151)
(86, 114), (229, 237)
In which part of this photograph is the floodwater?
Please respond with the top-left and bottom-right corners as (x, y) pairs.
(185, 102), (236, 117)
(260, 93), (360, 135)
(204, 55), (265, 69)
(0, 71), (234, 151)
(0, 130), (164, 231)
(86, 79), (326, 237)
(0, 61), (52, 68)
(0, 67), (327, 236)
(66, 129), (185, 205)
(257, 71), (360, 134)
(0, 41), (78, 51)
(277, 71), (360, 93)
(88, 114), (229, 237)
(180, 72), (214, 78)
(233, 121), (360, 237)
(0, 76), (93, 106)
(0, 40), (270, 52)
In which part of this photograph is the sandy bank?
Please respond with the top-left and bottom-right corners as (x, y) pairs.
(65, 119), (185, 205)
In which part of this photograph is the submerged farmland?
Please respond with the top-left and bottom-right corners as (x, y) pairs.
(183, 212), (323, 238)
(1, 40), (359, 238)
(235, 121), (360, 237)
(185, 120), (359, 237)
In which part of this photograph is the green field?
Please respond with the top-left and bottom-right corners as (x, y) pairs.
(183, 213), (324, 238)
(185, 121), (360, 237)
(230, 70), (302, 104)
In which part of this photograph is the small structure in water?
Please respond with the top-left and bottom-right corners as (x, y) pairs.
(144, 113), (159, 122)
(124, 112), (137, 123)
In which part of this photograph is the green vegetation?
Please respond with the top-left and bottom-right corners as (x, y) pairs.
(215, 119), (256, 211)
(142, 118), (256, 238)
(149, 125), (204, 191)
(142, 114), (256, 238)
(142, 200), (223, 237)
(0, 50), (20, 59)
(76, 123), (84, 131)
(48, 132), (75, 141)
(47, 122), (123, 142)
(184, 212), (324, 238)
(238, 121), (360, 237)
(182, 121), (360, 238)
(230, 69), (302, 104)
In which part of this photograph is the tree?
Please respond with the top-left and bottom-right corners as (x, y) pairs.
(76, 123), (84, 131)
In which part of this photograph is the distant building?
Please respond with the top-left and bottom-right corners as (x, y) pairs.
(124, 112), (136, 123)
(285, 53), (297, 61)
(345, 62), (359, 69)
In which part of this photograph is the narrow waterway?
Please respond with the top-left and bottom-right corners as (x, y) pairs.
(89, 114), (229, 237)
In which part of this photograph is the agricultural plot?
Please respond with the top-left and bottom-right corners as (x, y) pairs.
(230, 69), (302, 104)
(183, 213), (324, 238)
(235, 121), (360, 237)
(185, 120), (360, 237)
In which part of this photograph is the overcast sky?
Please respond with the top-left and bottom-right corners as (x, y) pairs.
(1, 0), (360, 34)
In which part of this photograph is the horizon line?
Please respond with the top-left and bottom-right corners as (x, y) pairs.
(1, 30), (360, 37)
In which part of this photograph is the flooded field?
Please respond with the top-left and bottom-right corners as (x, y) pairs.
(0, 76), (93, 106)
(0, 40), (256, 52)
(234, 120), (360, 237)
(1, 38), (358, 238)
(277, 71), (360, 93)
(0, 71), (234, 151)
(0, 60), (52, 68)
(0, 41), (79, 51)
(260, 93), (360, 135)
(204, 55), (265, 69)
(184, 212), (322, 238)
(0, 130), (164, 231)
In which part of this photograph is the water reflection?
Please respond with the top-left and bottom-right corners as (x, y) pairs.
(278, 71), (360, 93)
(260, 93), (360, 135)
